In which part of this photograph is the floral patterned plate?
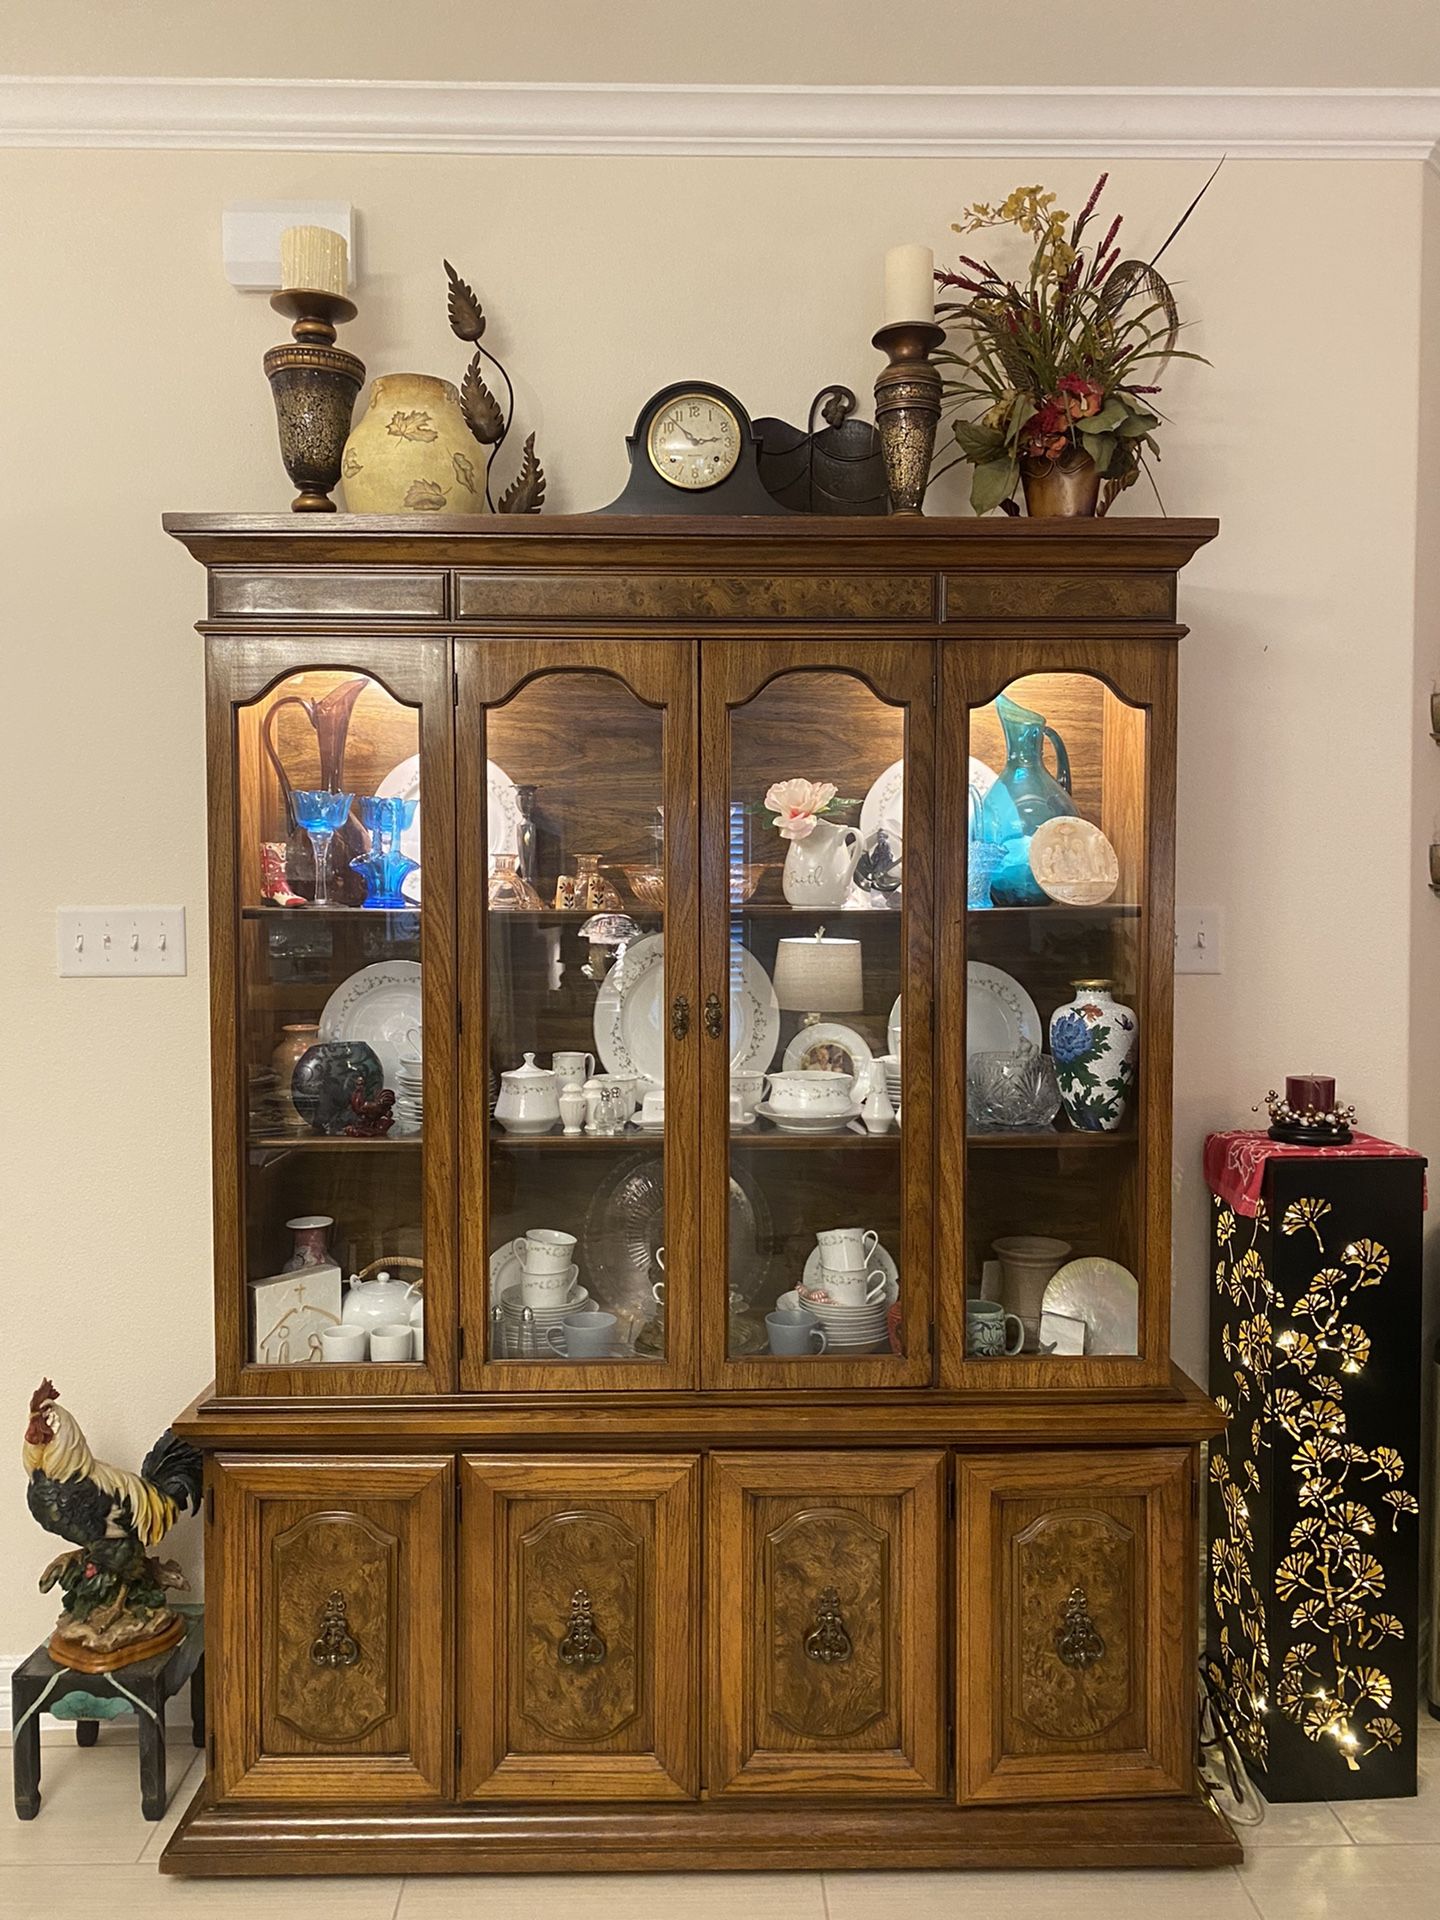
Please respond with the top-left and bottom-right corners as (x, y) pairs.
(966, 961), (1041, 1059)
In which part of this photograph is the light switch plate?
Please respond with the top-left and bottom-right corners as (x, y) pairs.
(1174, 907), (1222, 974)
(221, 200), (355, 291)
(57, 907), (187, 978)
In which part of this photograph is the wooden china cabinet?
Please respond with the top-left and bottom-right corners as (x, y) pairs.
(161, 510), (1237, 1875)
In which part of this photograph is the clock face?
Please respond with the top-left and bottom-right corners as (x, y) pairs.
(645, 392), (742, 490)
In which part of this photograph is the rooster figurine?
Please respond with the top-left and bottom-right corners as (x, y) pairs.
(22, 1380), (203, 1669)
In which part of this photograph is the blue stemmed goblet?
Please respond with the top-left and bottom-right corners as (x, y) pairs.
(291, 789), (354, 907)
(351, 794), (420, 910)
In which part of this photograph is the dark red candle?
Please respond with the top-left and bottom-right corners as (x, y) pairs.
(1286, 1075), (1335, 1114)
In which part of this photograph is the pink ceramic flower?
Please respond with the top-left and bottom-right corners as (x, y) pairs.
(765, 778), (838, 841)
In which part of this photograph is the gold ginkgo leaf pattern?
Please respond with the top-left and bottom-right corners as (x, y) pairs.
(1209, 1199), (1412, 1772)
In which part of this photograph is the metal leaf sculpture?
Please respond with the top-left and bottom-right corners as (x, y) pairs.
(753, 386), (886, 515)
(498, 432), (546, 514)
(444, 259), (545, 513)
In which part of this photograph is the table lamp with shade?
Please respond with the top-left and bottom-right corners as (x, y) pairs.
(773, 927), (864, 1029)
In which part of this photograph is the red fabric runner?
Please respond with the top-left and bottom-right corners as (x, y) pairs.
(1204, 1128), (1427, 1218)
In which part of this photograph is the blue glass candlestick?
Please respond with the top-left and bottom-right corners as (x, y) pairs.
(292, 789), (355, 907)
(352, 794), (419, 909)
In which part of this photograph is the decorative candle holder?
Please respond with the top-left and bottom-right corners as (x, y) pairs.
(263, 290), (365, 513)
(871, 320), (946, 516)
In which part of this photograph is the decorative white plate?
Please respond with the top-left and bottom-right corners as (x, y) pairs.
(782, 1022), (874, 1100)
(802, 1244), (900, 1295)
(376, 754), (518, 906)
(888, 995), (902, 1058)
(318, 961), (422, 1090)
(755, 1101), (862, 1134)
(860, 756), (997, 842)
(1041, 1258), (1139, 1355)
(967, 961), (1041, 1059)
(729, 945), (781, 1075)
(594, 932), (665, 1090)
(1028, 816), (1120, 906)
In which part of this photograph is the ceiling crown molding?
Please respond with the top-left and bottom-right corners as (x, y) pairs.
(2, 76), (1439, 162)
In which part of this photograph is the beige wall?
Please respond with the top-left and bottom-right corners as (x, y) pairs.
(6, 0), (1440, 87)
(2, 143), (1433, 1656)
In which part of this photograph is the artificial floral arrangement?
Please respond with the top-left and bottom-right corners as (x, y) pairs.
(444, 260), (546, 513)
(763, 779), (857, 839)
(933, 169), (1213, 516)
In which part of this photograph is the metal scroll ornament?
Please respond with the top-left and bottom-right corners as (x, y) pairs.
(1056, 1586), (1105, 1669)
(559, 1588), (607, 1668)
(311, 1590), (361, 1669)
(703, 993), (725, 1041)
(804, 1587), (853, 1664)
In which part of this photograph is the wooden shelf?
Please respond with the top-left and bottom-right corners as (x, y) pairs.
(248, 1133), (422, 1151)
(730, 1127), (900, 1148)
(968, 902), (1141, 921)
(487, 908), (663, 927)
(729, 903), (900, 919)
(242, 905), (420, 921)
(967, 1128), (1136, 1150)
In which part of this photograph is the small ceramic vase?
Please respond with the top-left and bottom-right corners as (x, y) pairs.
(341, 374), (485, 514)
(290, 1041), (384, 1136)
(1048, 980), (1138, 1132)
(282, 1215), (334, 1271)
(558, 1087), (586, 1135)
(992, 1235), (1072, 1351)
(271, 1022), (319, 1125)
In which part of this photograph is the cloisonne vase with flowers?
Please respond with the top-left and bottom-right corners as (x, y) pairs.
(1048, 980), (1137, 1132)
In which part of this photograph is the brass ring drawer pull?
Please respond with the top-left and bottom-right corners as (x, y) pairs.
(559, 1587), (607, 1668)
(1056, 1586), (1105, 1669)
(804, 1587), (852, 1664)
(311, 1589), (360, 1669)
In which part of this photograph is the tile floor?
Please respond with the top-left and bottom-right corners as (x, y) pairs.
(2, 1713), (1437, 1919)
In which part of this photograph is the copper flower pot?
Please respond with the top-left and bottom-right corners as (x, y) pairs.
(1021, 449), (1101, 518)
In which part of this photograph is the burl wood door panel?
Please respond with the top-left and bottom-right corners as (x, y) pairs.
(460, 1455), (699, 1799)
(956, 1449), (1192, 1803)
(709, 1451), (946, 1796)
(209, 1456), (451, 1802)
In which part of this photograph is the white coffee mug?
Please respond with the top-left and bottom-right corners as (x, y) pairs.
(817, 1269), (887, 1307)
(369, 1323), (413, 1362)
(730, 1070), (764, 1118)
(546, 1310), (618, 1360)
(320, 1326), (367, 1363)
(552, 1050), (595, 1090)
(512, 1229), (576, 1275)
(816, 1226), (881, 1270)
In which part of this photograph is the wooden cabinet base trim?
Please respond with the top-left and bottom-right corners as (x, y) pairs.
(161, 1785), (1240, 1875)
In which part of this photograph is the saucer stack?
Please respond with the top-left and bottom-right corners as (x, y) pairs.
(393, 1056), (424, 1136)
(881, 1054), (902, 1111)
(495, 1277), (591, 1357)
(790, 1277), (899, 1352)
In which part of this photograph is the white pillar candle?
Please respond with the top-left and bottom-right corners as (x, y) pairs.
(280, 225), (349, 297)
(883, 243), (935, 326)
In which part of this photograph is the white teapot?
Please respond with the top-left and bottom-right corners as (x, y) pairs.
(342, 1269), (416, 1333)
(494, 1051), (561, 1135)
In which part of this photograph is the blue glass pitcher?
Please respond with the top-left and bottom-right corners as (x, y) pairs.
(978, 693), (1077, 905)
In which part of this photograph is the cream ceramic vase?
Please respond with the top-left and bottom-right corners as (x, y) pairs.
(341, 374), (486, 514)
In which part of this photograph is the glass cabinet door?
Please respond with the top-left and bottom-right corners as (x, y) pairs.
(457, 640), (697, 1390)
(699, 642), (935, 1387)
(939, 643), (1171, 1386)
(215, 637), (455, 1395)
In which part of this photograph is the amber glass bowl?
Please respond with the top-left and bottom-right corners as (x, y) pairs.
(728, 863), (765, 903)
(618, 864), (666, 909)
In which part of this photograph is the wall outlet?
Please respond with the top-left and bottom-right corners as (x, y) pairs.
(1174, 907), (1222, 974)
(57, 907), (187, 978)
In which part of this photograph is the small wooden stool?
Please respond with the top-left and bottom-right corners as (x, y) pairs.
(10, 1609), (204, 1821)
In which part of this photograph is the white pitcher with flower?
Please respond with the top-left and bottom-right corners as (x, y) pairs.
(766, 779), (862, 908)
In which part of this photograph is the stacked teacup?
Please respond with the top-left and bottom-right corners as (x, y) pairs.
(497, 1229), (591, 1356)
(796, 1226), (897, 1351)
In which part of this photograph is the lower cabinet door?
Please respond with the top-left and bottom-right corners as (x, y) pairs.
(210, 1454), (452, 1802)
(460, 1454), (699, 1799)
(708, 1450), (946, 1796)
(956, 1449), (1192, 1804)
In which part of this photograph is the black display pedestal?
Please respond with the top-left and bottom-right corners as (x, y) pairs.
(1206, 1145), (1424, 1801)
